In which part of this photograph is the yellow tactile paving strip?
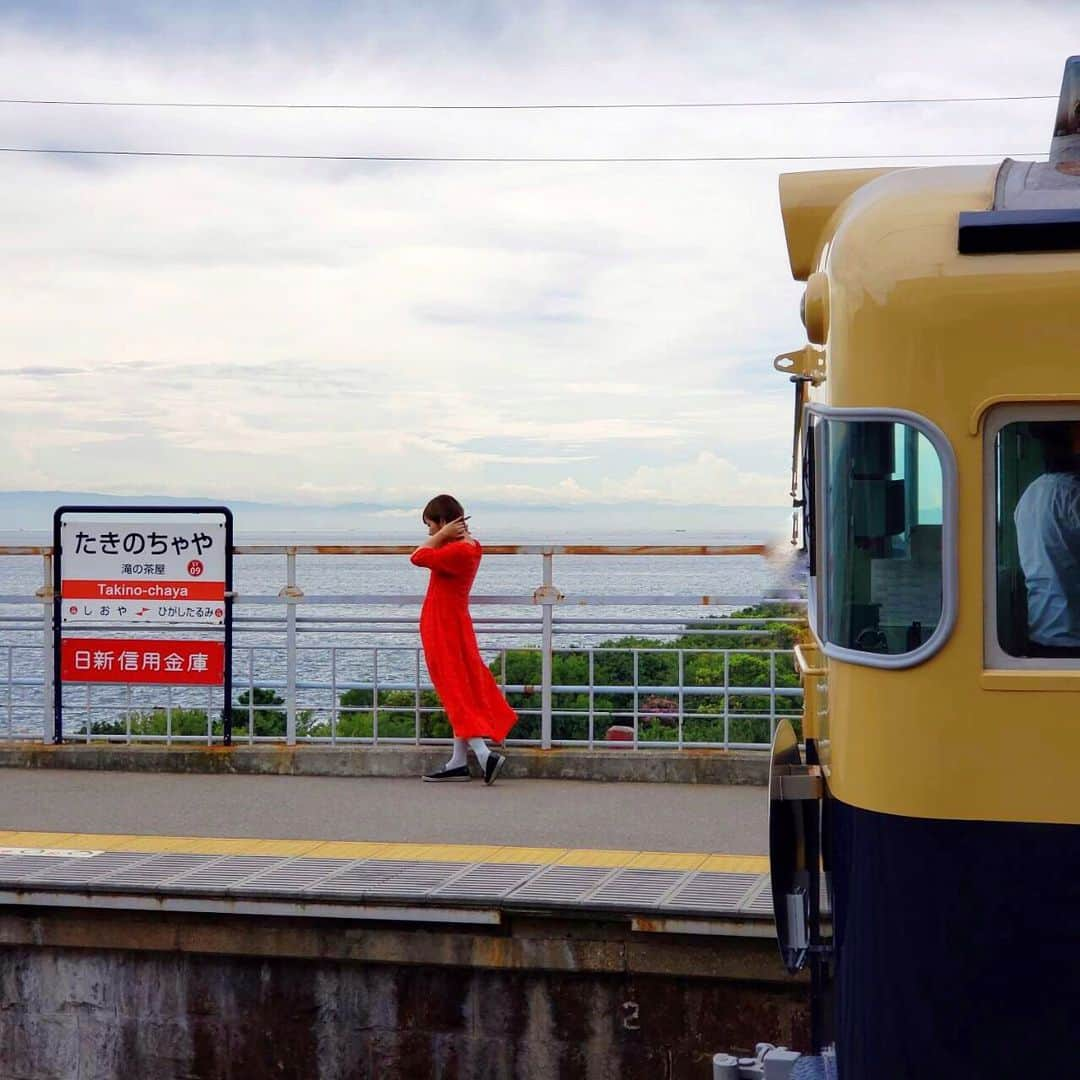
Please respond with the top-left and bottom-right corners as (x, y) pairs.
(0, 830), (768, 873)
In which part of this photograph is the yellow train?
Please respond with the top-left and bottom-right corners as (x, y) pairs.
(771, 56), (1080, 1075)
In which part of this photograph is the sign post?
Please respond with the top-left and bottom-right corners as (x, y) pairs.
(52, 506), (234, 745)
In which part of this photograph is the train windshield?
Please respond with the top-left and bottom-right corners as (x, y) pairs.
(817, 418), (944, 657)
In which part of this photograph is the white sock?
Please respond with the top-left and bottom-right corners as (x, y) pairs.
(445, 739), (468, 770)
(467, 738), (491, 767)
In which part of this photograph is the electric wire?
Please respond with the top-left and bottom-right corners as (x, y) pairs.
(0, 94), (1058, 110)
(0, 146), (1045, 164)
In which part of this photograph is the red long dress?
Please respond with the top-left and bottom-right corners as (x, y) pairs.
(410, 539), (517, 741)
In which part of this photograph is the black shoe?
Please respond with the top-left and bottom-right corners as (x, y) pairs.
(483, 753), (506, 786)
(422, 765), (471, 783)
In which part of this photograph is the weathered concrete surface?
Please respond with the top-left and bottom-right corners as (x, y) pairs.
(0, 743), (769, 786)
(0, 770), (769, 854)
(0, 909), (807, 1079)
(0, 910), (792, 982)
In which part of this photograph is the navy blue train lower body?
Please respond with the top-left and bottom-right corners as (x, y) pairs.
(830, 800), (1080, 1079)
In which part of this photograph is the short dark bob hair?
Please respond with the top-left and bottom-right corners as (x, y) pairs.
(422, 494), (465, 526)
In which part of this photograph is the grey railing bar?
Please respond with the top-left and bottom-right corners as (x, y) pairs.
(1, 543), (769, 558)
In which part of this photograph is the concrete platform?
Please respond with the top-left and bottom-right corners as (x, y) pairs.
(0, 829), (773, 932)
(0, 769), (768, 853)
(0, 766), (772, 931)
(0, 779), (795, 1077)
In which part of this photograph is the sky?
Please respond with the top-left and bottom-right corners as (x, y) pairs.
(0, 1), (1071, 530)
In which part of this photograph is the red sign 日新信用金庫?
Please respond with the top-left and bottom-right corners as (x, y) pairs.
(60, 638), (226, 686)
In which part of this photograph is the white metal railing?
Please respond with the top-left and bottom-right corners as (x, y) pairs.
(0, 542), (806, 749)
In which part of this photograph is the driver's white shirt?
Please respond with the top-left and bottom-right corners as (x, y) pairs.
(1015, 472), (1080, 647)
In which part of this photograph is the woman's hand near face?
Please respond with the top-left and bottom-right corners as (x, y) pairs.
(436, 518), (469, 545)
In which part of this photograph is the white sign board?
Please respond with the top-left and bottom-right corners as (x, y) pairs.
(61, 519), (227, 625)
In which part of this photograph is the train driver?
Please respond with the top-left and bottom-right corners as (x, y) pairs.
(1014, 421), (1080, 655)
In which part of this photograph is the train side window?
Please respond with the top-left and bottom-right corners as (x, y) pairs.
(814, 413), (954, 666)
(992, 414), (1080, 663)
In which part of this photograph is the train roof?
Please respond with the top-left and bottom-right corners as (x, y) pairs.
(779, 56), (1080, 280)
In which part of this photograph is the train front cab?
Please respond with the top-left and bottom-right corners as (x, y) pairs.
(778, 60), (1080, 1078)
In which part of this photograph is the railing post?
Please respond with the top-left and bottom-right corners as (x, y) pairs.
(414, 649), (421, 745)
(330, 646), (338, 745)
(723, 651), (731, 750)
(677, 649), (684, 750)
(588, 648), (595, 749)
(540, 551), (554, 750)
(39, 552), (54, 743)
(769, 649), (777, 744)
(6, 647), (12, 740)
(247, 649), (255, 744)
(278, 550), (302, 746)
(372, 647), (380, 745)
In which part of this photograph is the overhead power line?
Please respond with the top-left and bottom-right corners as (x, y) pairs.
(0, 94), (1058, 111)
(0, 147), (1044, 164)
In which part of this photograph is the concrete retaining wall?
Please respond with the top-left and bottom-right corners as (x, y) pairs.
(0, 908), (805, 1079)
(0, 744), (768, 785)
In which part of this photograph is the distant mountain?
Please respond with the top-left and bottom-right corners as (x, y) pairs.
(0, 491), (404, 535)
(0, 489), (386, 516)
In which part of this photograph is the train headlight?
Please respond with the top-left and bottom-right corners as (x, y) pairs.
(801, 271), (830, 345)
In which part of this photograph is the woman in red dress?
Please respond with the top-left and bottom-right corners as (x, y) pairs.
(411, 494), (517, 784)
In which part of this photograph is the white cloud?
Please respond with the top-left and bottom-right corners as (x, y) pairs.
(0, 2), (1069, 517)
(372, 507), (420, 519)
(600, 451), (786, 506)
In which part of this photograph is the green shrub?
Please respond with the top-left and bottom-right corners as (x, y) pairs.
(84, 707), (214, 737)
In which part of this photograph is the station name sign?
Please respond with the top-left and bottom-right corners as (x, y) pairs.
(61, 520), (226, 625)
(52, 505), (236, 745)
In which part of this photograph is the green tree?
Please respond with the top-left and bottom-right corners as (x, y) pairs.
(334, 686), (444, 739)
(485, 603), (806, 744)
(231, 687), (287, 737)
